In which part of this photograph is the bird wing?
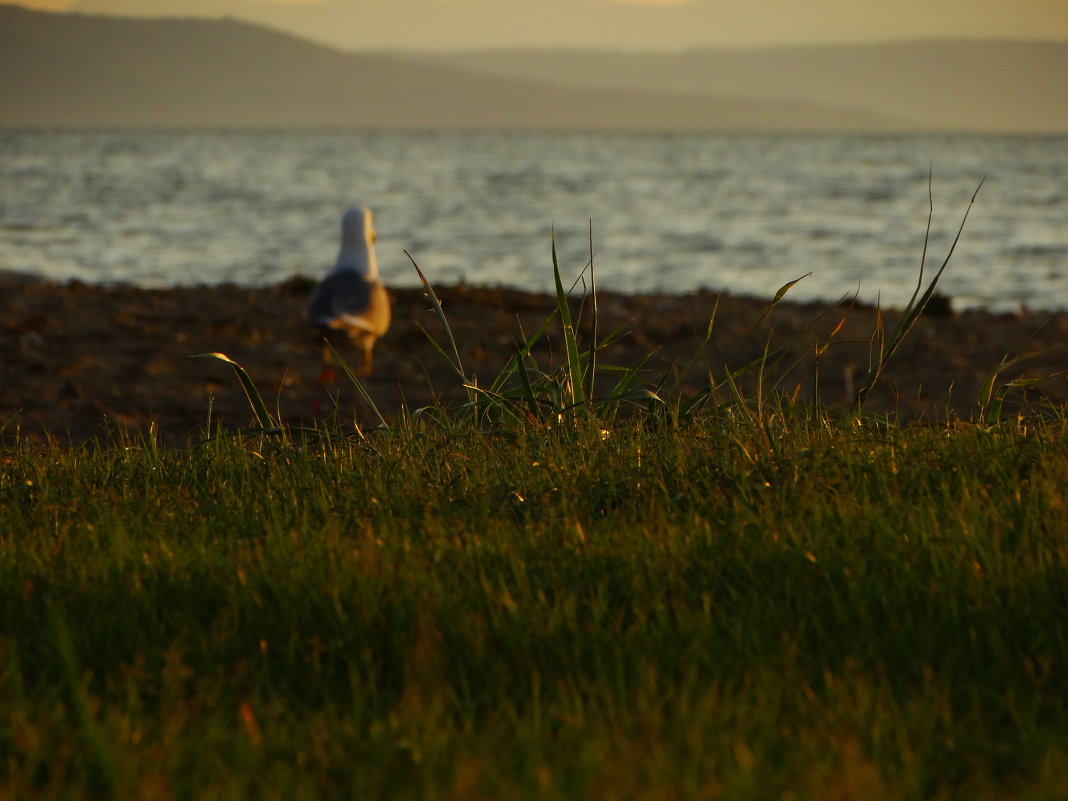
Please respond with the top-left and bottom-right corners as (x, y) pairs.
(308, 271), (372, 324)
(308, 271), (389, 337)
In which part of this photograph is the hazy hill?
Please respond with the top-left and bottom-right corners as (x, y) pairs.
(425, 42), (1068, 133)
(69, 0), (1068, 52)
(0, 4), (908, 130)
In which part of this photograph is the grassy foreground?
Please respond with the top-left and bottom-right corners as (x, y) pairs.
(2, 407), (1068, 800)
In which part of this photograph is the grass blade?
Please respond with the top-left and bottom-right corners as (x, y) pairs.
(489, 314), (555, 396)
(586, 221), (599, 404)
(462, 383), (527, 426)
(325, 341), (387, 434)
(733, 273), (812, 358)
(193, 352), (276, 431)
(512, 341), (546, 423)
(551, 229), (587, 411)
(407, 250), (475, 404)
(852, 178), (985, 412)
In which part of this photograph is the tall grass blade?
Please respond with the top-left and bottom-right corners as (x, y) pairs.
(586, 221), (599, 404)
(734, 273), (811, 357)
(852, 178), (985, 412)
(407, 251), (475, 405)
(601, 355), (658, 404)
(677, 295), (720, 388)
(488, 315), (555, 397)
(905, 166), (935, 312)
(414, 323), (469, 386)
(512, 341), (546, 423)
(193, 352), (277, 431)
(978, 352), (1067, 423)
(462, 384), (527, 426)
(325, 341), (387, 434)
(551, 230), (588, 411)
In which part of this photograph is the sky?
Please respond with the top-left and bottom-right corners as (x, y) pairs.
(15, 0), (1068, 49)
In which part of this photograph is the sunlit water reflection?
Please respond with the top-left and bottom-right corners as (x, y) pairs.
(1, 130), (1066, 311)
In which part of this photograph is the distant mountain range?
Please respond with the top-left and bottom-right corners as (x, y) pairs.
(2, 4), (1065, 132)
(425, 43), (1068, 133)
(65, 0), (1068, 52)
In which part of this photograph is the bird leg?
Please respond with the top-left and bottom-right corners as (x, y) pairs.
(319, 341), (339, 385)
(356, 338), (374, 378)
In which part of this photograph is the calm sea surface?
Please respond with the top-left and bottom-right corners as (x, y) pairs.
(1, 130), (1066, 311)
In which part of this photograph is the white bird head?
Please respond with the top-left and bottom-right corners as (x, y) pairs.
(334, 206), (379, 278)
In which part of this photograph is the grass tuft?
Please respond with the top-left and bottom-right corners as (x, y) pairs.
(851, 175), (985, 412)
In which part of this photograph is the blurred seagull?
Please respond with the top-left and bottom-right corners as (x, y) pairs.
(307, 206), (391, 382)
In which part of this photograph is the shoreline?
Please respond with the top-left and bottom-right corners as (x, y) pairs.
(3, 275), (1067, 445)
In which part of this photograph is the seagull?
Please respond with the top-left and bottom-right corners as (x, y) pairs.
(307, 206), (391, 382)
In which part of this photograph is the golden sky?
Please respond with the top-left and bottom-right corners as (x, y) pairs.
(22, 0), (327, 6)
(26, 0), (702, 4)
(16, 0), (1068, 47)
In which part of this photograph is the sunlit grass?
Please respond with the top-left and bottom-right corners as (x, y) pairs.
(3, 408), (1068, 799)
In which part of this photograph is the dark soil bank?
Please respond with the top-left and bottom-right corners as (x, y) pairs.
(3, 273), (1067, 444)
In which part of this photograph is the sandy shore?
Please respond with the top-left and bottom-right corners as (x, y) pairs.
(3, 272), (1067, 445)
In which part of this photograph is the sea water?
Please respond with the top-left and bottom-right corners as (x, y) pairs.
(1, 129), (1065, 311)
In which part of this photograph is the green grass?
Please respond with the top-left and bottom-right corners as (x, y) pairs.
(5, 184), (1068, 798)
(3, 410), (1068, 800)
